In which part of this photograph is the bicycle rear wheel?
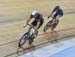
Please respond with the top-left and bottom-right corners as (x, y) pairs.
(18, 32), (29, 47)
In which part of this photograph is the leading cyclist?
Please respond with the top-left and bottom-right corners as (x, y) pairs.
(47, 6), (63, 31)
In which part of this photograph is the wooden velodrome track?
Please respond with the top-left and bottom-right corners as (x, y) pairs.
(0, 0), (75, 57)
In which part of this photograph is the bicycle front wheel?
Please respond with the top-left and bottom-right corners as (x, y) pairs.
(43, 20), (52, 32)
(18, 32), (29, 47)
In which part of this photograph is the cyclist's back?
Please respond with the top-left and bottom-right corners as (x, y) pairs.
(48, 6), (63, 19)
(53, 7), (63, 19)
(29, 11), (44, 29)
(30, 12), (43, 22)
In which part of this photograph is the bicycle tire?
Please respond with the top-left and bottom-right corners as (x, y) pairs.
(18, 32), (29, 47)
(43, 20), (52, 32)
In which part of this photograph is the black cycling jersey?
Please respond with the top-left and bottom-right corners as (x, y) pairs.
(52, 7), (63, 19)
(30, 13), (43, 22)
(30, 13), (44, 29)
(56, 9), (63, 16)
(53, 7), (63, 16)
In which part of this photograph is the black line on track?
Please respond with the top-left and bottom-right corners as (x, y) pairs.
(0, 27), (75, 47)
(0, 40), (18, 46)
(0, 11), (75, 24)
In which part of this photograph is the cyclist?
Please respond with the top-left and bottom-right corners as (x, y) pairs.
(24, 10), (44, 47)
(47, 6), (63, 31)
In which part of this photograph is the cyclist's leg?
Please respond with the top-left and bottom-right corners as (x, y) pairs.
(28, 39), (34, 48)
(29, 36), (34, 44)
(33, 19), (44, 35)
(46, 20), (53, 27)
(52, 13), (58, 24)
(55, 15), (60, 23)
(53, 13), (63, 24)
(31, 20), (38, 35)
(38, 19), (44, 29)
(43, 19), (53, 32)
(28, 33), (35, 48)
(28, 20), (37, 47)
(51, 14), (60, 31)
(51, 20), (59, 31)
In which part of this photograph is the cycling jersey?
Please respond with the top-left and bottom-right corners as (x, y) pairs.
(30, 13), (43, 22)
(30, 13), (44, 29)
(55, 9), (63, 16)
(53, 8), (63, 19)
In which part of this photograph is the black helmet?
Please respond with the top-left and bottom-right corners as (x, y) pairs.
(55, 6), (60, 9)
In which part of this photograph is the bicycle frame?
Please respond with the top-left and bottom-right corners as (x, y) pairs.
(29, 27), (35, 37)
(25, 24), (35, 38)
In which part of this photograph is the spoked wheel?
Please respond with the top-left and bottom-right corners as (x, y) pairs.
(18, 32), (29, 48)
(43, 20), (52, 32)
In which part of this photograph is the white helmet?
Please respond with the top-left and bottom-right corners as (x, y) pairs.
(31, 10), (38, 16)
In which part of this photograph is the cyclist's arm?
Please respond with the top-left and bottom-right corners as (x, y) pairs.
(26, 19), (31, 25)
(23, 19), (31, 27)
(26, 14), (33, 25)
(37, 21), (40, 29)
(52, 19), (56, 25)
(48, 7), (56, 18)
